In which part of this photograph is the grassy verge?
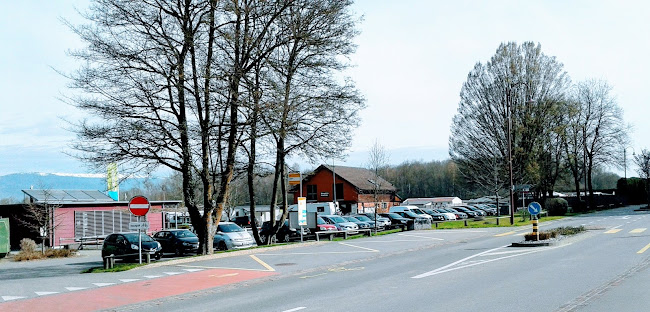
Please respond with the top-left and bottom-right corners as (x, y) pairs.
(83, 262), (146, 273)
(433, 215), (564, 229)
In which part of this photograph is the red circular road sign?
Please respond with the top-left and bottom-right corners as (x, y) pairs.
(129, 196), (150, 216)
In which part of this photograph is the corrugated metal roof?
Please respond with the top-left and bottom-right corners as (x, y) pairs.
(22, 189), (115, 203)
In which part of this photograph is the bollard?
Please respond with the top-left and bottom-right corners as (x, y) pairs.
(532, 217), (539, 241)
(496, 218), (500, 225)
(464, 220), (468, 227)
(145, 253), (151, 264)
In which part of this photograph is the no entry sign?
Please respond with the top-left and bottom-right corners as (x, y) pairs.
(129, 196), (150, 216)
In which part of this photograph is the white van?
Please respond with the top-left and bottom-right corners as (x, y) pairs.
(390, 205), (433, 220)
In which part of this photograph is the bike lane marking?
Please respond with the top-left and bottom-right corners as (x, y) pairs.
(0, 268), (276, 312)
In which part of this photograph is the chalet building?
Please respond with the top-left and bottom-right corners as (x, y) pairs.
(291, 165), (401, 215)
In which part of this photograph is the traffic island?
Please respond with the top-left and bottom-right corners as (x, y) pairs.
(510, 226), (586, 247)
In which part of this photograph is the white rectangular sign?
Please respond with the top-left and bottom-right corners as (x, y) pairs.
(298, 197), (307, 226)
(129, 221), (150, 231)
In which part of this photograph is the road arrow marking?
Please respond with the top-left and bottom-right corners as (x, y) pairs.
(35, 292), (59, 296)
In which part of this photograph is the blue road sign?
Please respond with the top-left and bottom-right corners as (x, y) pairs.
(528, 202), (541, 215)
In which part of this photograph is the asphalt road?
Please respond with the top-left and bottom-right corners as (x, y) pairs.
(2, 205), (650, 311)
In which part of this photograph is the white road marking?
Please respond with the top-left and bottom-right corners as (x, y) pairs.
(183, 268), (204, 272)
(119, 279), (140, 283)
(35, 292), (59, 296)
(1, 296), (25, 301)
(143, 275), (162, 278)
(65, 287), (88, 291)
(412, 244), (565, 279)
(397, 233), (444, 240)
(93, 283), (115, 287)
(338, 242), (380, 252)
(282, 307), (307, 312)
(164, 272), (183, 275)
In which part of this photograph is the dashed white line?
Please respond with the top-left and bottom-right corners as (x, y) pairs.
(164, 272), (183, 275)
(183, 268), (204, 272)
(119, 279), (140, 283)
(35, 292), (59, 296)
(1, 296), (25, 301)
(338, 242), (379, 252)
(143, 275), (163, 278)
(282, 307), (307, 312)
(93, 283), (116, 287)
(65, 287), (88, 291)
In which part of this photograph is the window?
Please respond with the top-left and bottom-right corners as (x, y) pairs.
(307, 185), (317, 201)
(333, 183), (343, 200)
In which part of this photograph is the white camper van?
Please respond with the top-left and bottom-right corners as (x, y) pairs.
(288, 202), (338, 215)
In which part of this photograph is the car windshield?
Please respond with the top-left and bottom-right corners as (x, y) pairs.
(384, 213), (402, 219)
(402, 211), (419, 218)
(328, 216), (346, 223)
(412, 209), (425, 214)
(354, 215), (371, 221)
(123, 233), (154, 243)
(423, 209), (436, 214)
(218, 223), (244, 233)
(317, 217), (327, 225)
(173, 230), (196, 238)
(344, 216), (360, 222)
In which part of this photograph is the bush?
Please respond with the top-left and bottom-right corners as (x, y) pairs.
(546, 198), (569, 216)
(524, 232), (552, 241)
(20, 238), (38, 253)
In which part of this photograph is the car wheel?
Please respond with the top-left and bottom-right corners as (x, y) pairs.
(155, 253), (162, 260)
(217, 241), (228, 251)
(174, 246), (183, 256)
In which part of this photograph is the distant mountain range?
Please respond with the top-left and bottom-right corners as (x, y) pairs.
(0, 173), (162, 202)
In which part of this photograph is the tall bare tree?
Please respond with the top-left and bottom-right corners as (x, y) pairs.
(367, 139), (389, 229)
(450, 42), (570, 211)
(574, 79), (629, 209)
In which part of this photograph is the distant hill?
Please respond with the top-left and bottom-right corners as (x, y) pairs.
(0, 173), (162, 203)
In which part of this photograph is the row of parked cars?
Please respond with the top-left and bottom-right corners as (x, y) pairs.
(102, 204), (500, 261)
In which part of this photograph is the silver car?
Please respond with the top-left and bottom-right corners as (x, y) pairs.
(213, 222), (257, 251)
(321, 215), (359, 233)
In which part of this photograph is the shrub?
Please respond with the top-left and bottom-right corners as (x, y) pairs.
(546, 198), (569, 216)
(19, 238), (38, 253)
(524, 232), (552, 241)
(45, 249), (76, 258)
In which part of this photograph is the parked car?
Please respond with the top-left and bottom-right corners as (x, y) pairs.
(213, 222), (257, 251)
(363, 213), (392, 228)
(152, 229), (199, 256)
(459, 205), (487, 216)
(351, 214), (382, 230)
(440, 207), (468, 219)
(451, 206), (479, 217)
(259, 220), (311, 244)
(395, 210), (429, 221)
(320, 215), (359, 233)
(232, 215), (259, 228)
(102, 232), (163, 261)
(423, 208), (454, 221)
(379, 213), (411, 229)
(390, 206), (433, 221)
(342, 216), (372, 229)
(317, 216), (338, 232)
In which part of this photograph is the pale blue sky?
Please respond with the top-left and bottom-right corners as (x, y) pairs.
(1, 1), (648, 176)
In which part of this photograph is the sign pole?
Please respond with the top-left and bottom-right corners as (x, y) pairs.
(138, 216), (142, 264)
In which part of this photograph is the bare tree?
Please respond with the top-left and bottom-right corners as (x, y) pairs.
(368, 139), (389, 230)
(19, 192), (63, 253)
(450, 42), (570, 212)
(574, 79), (629, 209)
(634, 149), (650, 208)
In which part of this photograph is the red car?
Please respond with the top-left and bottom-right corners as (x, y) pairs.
(317, 216), (337, 231)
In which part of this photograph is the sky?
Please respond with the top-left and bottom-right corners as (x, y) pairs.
(1, 0), (649, 177)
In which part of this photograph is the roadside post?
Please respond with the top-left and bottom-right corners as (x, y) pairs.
(289, 172), (303, 242)
(129, 196), (151, 264)
(528, 202), (541, 241)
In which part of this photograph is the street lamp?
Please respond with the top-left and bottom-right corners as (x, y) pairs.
(624, 146), (635, 180)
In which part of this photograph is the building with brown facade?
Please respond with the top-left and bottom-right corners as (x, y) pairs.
(291, 165), (401, 215)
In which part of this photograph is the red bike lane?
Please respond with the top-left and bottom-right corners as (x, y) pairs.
(0, 268), (276, 312)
